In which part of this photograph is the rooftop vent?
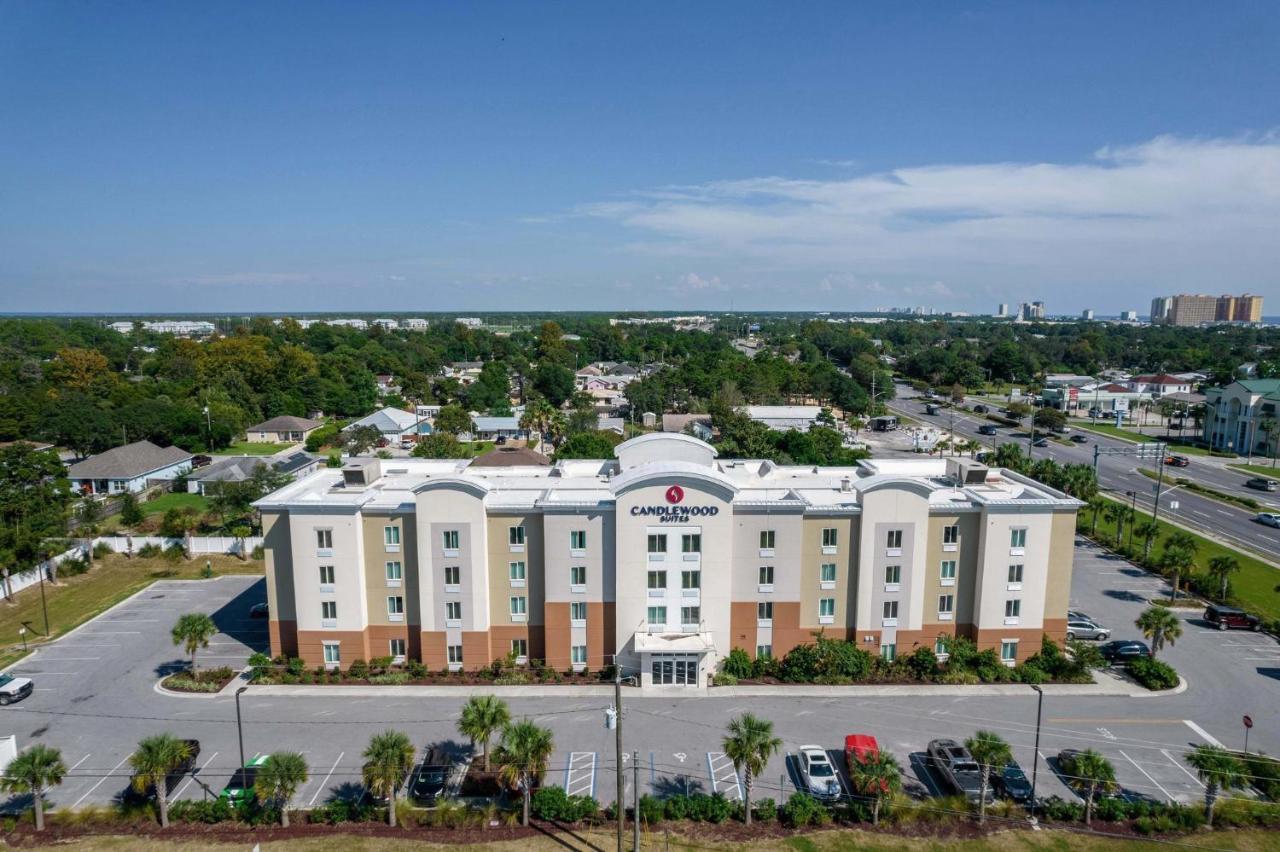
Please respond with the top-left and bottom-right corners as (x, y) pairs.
(946, 458), (991, 486)
(341, 458), (382, 489)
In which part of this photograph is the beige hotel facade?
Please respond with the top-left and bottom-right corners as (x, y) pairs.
(255, 434), (1080, 688)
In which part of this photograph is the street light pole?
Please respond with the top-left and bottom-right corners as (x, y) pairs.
(1029, 685), (1044, 822)
(235, 686), (248, 771)
(1125, 491), (1137, 548)
(38, 568), (50, 636)
(615, 669), (625, 852)
(633, 749), (641, 851)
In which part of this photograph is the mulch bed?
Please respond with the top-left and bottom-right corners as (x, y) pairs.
(161, 667), (238, 693)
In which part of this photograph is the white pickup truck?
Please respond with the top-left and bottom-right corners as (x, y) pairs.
(0, 674), (34, 706)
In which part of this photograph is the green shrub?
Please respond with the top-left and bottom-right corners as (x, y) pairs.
(681, 793), (733, 823)
(407, 660), (427, 679)
(712, 672), (738, 686)
(251, 545), (264, 560)
(347, 659), (368, 679)
(163, 543), (186, 562)
(92, 541), (113, 559)
(531, 786), (569, 820)
(781, 643), (821, 682)
(816, 637), (873, 680)
(169, 799), (233, 823)
(722, 648), (752, 678)
(1243, 752), (1280, 801)
(753, 797), (777, 822)
(138, 543), (163, 558)
(664, 795), (688, 820)
(1127, 657), (1179, 690)
(751, 654), (780, 679)
(309, 798), (378, 824)
(247, 652), (272, 668)
(1039, 795), (1083, 822)
(368, 672), (410, 685)
(1016, 662), (1047, 684)
(904, 646), (938, 681)
(59, 557), (90, 577)
(638, 794), (665, 824)
(781, 792), (829, 827)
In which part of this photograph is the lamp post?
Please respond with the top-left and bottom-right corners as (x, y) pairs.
(234, 686), (248, 771)
(19, 626), (26, 652)
(1029, 684), (1044, 822)
(38, 566), (50, 636)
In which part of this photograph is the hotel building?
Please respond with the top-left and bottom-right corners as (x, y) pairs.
(255, 434), (1079, 688)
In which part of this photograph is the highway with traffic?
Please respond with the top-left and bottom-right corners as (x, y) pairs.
(887, 386), (1280, 559)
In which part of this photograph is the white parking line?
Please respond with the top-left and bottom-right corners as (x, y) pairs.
(706, 752), (742, 800)
(73, 753), (133, 808)
(1161, 750), (1205, 788)
(308, 752), (344, 806)
(1119, 750), (1174, 803)
(67, 753), (92, 772)
(564, 751), (596, 798)
(1183, 720), (1224, 747)
(172, 751), (218, 801)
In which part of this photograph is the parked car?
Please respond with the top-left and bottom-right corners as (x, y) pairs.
(1245, 477), (1279, 492)
(1163, 455), (1190, 467)
(1070, 434), (1089, 443)
(844, 734), (880, 774)
(1032, 437), (1049, 447)
(1099, 639), (1151, 664)
(125, 739), (201, 803)
(1254, 512), (1280, 528)
(410, 746), (452, 806)
(926, 738), (990, 803)
(1054, 425), (1071, 434)
(978, 425), (998, 436)
(1065, 619), (1110, 641)
(220, 754), (270, 803)
(1204, 604), (1261, 632)
(1067, 609), (1092, 622)
(972, 404), (989, 414)
(798, 745), (841, 800)
(925, 404), (941, 416)
(0, 674), (33, 706)
(993, 760), (1033, 803)
(191, 454), (213, 468)
(249, 602), (269, 619)
(1057, 748), (1084, 776)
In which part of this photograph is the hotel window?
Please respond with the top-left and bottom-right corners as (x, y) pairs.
(316, 529), (333, 550)
(882, 600), (899, 621)
(447, 645), (463, 665)
(446, 601), (462, 621)
(570, 565), (587, 587)
(821, 528), (838, 549)
(681, 569), (700, 590)
(938, 594), (954, 618)
(385, 562), (402, 585)
(570, 530), (587, 551)
(387, 596), (404, 620)
(759, 565), (774, 586)
(820, 598), (835, 619)
(934, 636), (950, 656)
(1010, 528), (1027, 549)
(1001, 641), (1018, 663)
(886, 529), (903, 549)
(647, 534), (667, 554)
(323, 643), (340, 666)
(881, 644), (897, 663)
(1005, 599), (1021, 621)
(681, 606), (700, 627)
(647, 606), (667, 626)
(681, 533), (701, 554)
(757, 601), (773, 622)
(510, 596), (527, 619)
(389, 638), (406, 660)
(509, 561), (526, 583)
(647, 570), (667, 589)
(1008, 563), (1024, 584)
(509, 526), (525, 547)
(820, 563), (837, 583)
(884, 564), (901, 585)
(940, 560), (957, 584)
(571, 645), (587, 664)
(318, 565), (335, 585)
(943, 525), (959, 545)
(511, 639), (528, 659)
(442, 530), (460, 551)
(760, 530), (775, 550)
(321, 601), (337, 623)
(570, 601), (587, 622)
(383, 526), (400, 548)
(444, 565), (460, 586)
(756, 644), (772, 659)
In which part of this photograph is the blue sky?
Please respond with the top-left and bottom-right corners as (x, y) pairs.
(2, 2), (1278, 314)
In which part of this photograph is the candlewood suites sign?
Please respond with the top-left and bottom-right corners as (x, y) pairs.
(629, 484), (720, 523)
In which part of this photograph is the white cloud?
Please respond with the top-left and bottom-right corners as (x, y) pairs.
(581, 135), (1280, 308)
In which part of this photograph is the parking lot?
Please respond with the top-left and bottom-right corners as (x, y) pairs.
(2, 538), (1277, 812)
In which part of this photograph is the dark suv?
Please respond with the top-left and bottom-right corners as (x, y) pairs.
(1099, 640), (1151, 664)
(1204, 604), (1261, 632)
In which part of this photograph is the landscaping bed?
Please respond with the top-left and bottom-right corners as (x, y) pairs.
(248, 654), (617, 687)
(161, 666), (237, 693)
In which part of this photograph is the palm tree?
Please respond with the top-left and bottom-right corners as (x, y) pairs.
(458, 694), (510, 772)
(1135, 605), (1182, 658)
(170, 612), (218, 672)
(722, 713), (783, 825)
(1103, 502), (1130, 548)
(847, 749), (902, 825)
(1159, 531), (1198, 598)
(1087, 494), (1108, 536)
(254, 752), (309, 827)
(1206, 555), (1240, 601)
(361, 730), (415, 827)
(1133, 521), (1159, 556)
(1064, 749), (1117, 825)
(1, 744), (66, 831)
(964, 730), (1012, 824)
(1184, 744), (1247, 826)
(496, 719), (555, 827)
(129, 734), (194, 828)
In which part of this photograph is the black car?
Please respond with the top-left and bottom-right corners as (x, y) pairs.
(972, 404), (989, 414)
(994, 760), (1033, 802)
(410, 747), (452, 806)
(124, 739), (201, 803)
(1099, 639), (1151, 664)
(249, 602), (269, 619)
(978, 425), (998, 436)
(1245, 477), (1279, 492)
(1032, 437), (1049, 447)
(1070, 434), (1089, 443)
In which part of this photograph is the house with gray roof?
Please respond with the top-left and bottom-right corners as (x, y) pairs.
(245, 415), (323, 443)
(342, 407), (422, 442)
(67, 440), (193, 496)
(187, 452), (322, 495)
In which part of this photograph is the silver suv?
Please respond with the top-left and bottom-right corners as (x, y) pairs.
(1065, 619), (1110, 641)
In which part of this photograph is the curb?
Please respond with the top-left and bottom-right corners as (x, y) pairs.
(1127, 674), (1189, 699)
(154, 667), (249, 700)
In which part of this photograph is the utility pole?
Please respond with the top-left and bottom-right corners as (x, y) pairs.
(1147, 442), (1168, 561)
(1029, 685), (1044, 822)
(615, 670), (625, 852)
(632, 749), (640, 851)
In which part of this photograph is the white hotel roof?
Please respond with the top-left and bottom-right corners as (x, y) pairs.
(256, 435), (1078, 514)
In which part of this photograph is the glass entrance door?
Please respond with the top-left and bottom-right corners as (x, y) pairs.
(650, 654), (699, 686)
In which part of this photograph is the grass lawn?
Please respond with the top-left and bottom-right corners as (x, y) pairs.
(213, 441), (295, 456)
(1069, 422), (1221, 455)
(1229, 462), (1280, 478)
(0, 553), (262, 670)
(137, 491), (210, 516)
(1083, 497), (1280, 622)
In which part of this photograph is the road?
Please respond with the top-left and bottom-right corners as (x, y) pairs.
(887, 389), (1280, 558)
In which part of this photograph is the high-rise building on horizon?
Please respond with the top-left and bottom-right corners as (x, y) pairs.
(1150, 296), (1173, 324)
(1151, 293), (1263, 326)
(1017, 301), (1045, 321)
(1120, 310), (1139, 322)
(1081, 309), (1094, 321)
(996, 303), (1009, 317)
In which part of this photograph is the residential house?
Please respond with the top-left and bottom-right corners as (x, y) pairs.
(740, 405), (824, 432)
(1127, 374), (1193, 396)
(1203, 379), (1280, 456)
(187, 452), (321, 495)
(244, 415), (323, 444)
(67, 440), (193, 496)
(342, 407), (422, 444)
(470, 416), (526, 442)
(661, 413), (713, 441)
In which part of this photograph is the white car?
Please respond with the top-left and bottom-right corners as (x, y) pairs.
(1255, 512), (1280, 529)
(0, 674), (33, 706)
(798, 745), (841, 799)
